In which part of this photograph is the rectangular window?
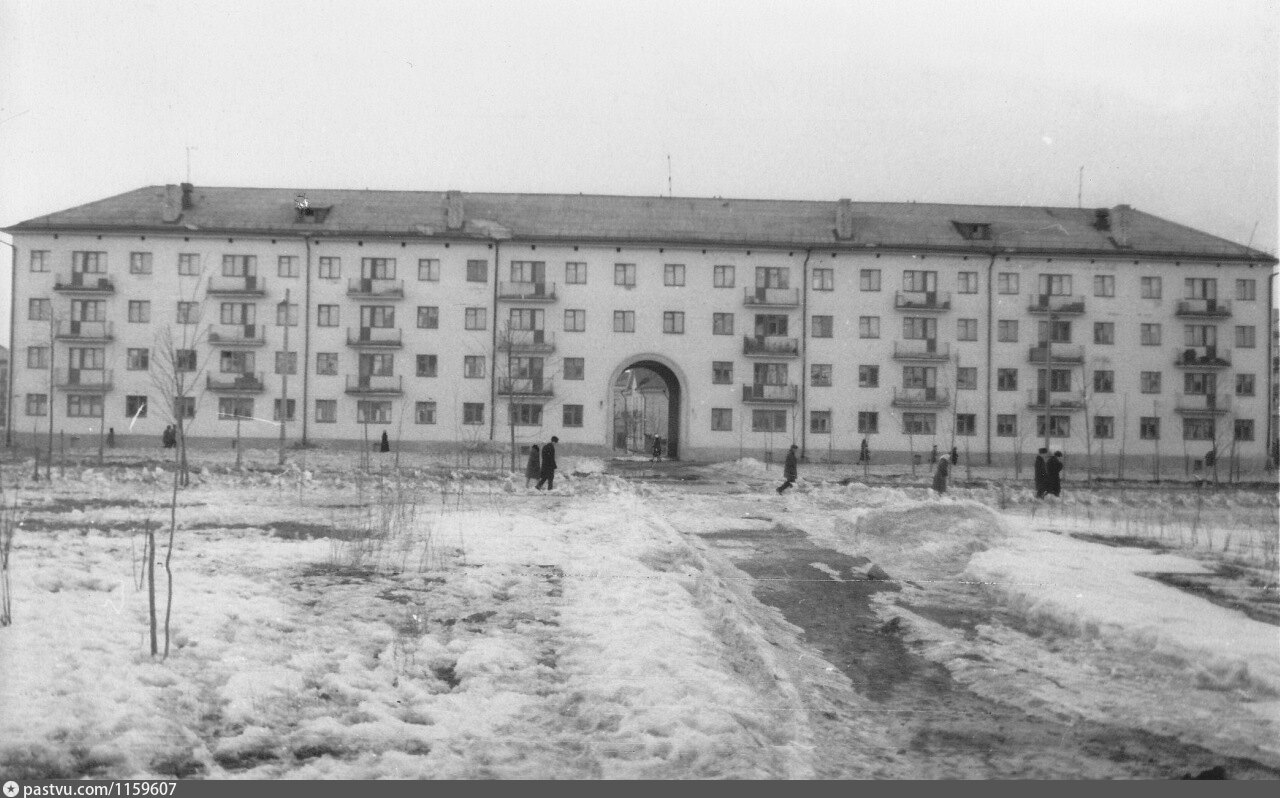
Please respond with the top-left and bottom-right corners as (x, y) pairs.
(129, 252), (152, 275)
(1093, 370), (1114, 393)
(220, 302), (253, 325)
(315, 399), (337, 423)
(1094, 416), (1114, 439)
(273, 399), (297, 422)
(1140, 323), (1161, 346)
(26, 394), (47, 417)
(1184, 277), (1217, 300)
(463, 356), (485, 378)
(713, 264), (735, 288)
(1038, 274), (1073, 296)
(178, 253), (200, 276)
(956, 413), (976, 436)
(466, 260), (488, 282)
(220, 350), (253, 374)
(416, 306), (439, 329)
(176, 302), (198, 324)
(711, 312), (734, 335)
(613, 310), (635, 333)
(663, 311), (685, 334)
(810, 411), (832, 434)
(902, 270), (938, 293)
(1093, 275), (1115, 297)
(316, 352), (338, 375)
(997, 273), (1019, 294)
(1234, 419), (1255, 441)
(175, 349), (197, 371)
(317, 304), (339, 327)
(464, 308), (487, 330)
(565, 262), (587, 284)
(1235, 326), (1256, 348)
(127, 300), (151, 323)
(415, 401), (437, 425)
(563, 309), (586, 332)
(174, 397), (195, 420)
(711, 408), (733, 431)
(28, 298), (50, 320)
(858, 411), (879, 434)
(463, 402), (485, 424)
(66, 394), (104, 418)
(901, 317), (935, 341)
(1140, 276), (1161, 299)
(1139, 371), (1162, 393)
(126, 348), (149, 371)
(997, 368), (1018, 391)
(1036, 415), (1071, 438)
(812, 268), (834, 291)
(1184, 324), (1216, 347)
(955, 318), (977, 341)
(274, 351), (298, 375)
(221, 255), (256, 277)
(751, 409), (787, 433)
(663, 264), (686, 286)
(811, 364), (832, 387)
(26, 346), (48, 369)
(858, 365), (879, 388)
(416, 354), (438, 377)
(1094, 322), (1114, 345)
(997, 320), (1018, 343)
(1236, 279), (1256, 301)
(29, 250), (49, 272)
(859, 316), (880, 339)
(124, 395), (148, 418)
(957, 272), (978, 294)
(563, 404), (584, 428)
(510, 403), (543, 426)
(414, 258), (439, 282)
(755, 267), (790, 289)
(860, 269), (881, 292)
(902, 412), (936, 435)
(614, 263), (636, 287)
(957, 367), (977, 390)
(1236, 374), (1255, 396)
(1182, 418), (1216, 441)
(812, 315), (834, 338)
(712, 361), (733, 384)
(278, 255), (299, 278)
(71, 252), (105, 273)
(356, 400), (392, 424)
(361, 257), (396, 280)
(996, 414), (1017, 437)
(318, 257), (341, 279)
(1139, 417), (1160, 440)
(563, 357), (584, 380)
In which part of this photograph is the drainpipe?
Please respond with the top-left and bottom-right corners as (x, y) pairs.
(301, 236), (312, 446)
(799, 248), (812, 459)
(1268, 269), (1278, 468)
(488, 239), (500, 442)
(985, 246), (997, 465)
(4, 238), (15, 446)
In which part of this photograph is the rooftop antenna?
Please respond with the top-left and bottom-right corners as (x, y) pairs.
(667, 154), (672, 198)
(1245, 220), (1259, 250)
(1077, 165), (1083, 209)
(186, 146), (197, 183)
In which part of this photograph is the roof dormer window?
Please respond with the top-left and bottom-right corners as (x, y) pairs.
(294, 196), (331, 224)
(952, 221), (992, 241)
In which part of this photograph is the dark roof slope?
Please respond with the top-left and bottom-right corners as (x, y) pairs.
(7, 185), (1273, 261)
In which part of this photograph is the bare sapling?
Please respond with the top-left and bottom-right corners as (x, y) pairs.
(0, 484), (19, 626)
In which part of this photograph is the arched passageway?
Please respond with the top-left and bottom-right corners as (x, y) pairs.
(611, 359), (682, 460)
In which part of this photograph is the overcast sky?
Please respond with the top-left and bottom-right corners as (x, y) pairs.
(0, 0), (1275, 341)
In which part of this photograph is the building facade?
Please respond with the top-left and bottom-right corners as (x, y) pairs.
(6, 185), (1277, 467)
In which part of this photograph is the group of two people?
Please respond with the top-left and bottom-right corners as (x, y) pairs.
(524, 436), (560, 490)
(1034, 447), (1065, 498)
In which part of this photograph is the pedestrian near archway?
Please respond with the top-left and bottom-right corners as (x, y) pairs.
(776, 444), (798, 494)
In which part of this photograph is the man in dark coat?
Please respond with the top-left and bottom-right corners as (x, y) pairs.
(379, 430), (390, 453)
(536, 436), (559, 490)
(1047, 451), (1064, 497)
(949, 445), (959, 465)
(776, 444), (798, 494)
(859, 437), (870, 463)
(932, 455), (951, 494)
(525, 444), (541, 489)
(652, 436), (662, 462)
(1034, 447), (1048, 498)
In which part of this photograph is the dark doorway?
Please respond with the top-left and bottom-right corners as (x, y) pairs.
(612, 359), (681, 460)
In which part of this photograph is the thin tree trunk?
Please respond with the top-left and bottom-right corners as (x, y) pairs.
(164, 446), (178, 658)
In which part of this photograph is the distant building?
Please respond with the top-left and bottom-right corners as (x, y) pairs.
(4, 184), (1276, 467)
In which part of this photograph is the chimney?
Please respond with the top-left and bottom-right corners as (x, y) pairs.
(180, 182), (194, 210)
(162, 184), (182, 222)
(445, 190), (464, 231)
(835, 197), (854, 240)
(1093, 208), (1111, 232)
(1112, 204), (1131, 248)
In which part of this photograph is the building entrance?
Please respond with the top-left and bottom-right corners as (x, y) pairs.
(611, 359), (681, 459)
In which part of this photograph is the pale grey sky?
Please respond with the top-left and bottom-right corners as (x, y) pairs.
(0, 0), (1276, 342)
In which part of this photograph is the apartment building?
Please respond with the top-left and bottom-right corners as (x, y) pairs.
(6, 185), (1276, 466)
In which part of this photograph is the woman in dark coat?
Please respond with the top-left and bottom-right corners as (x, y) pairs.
(525, 444), (541, 488)
(932, 455), (951, 494)
(776, 444), (798, 494)
(380, 430), (390, 453)
(1033, 447), (1048, 498)
(1046, 451), (1064, 497)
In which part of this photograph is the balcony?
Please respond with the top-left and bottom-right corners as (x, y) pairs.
(54, 273), (115, 294)
(498, 377), (555, 397)
(209, 325), (266, 347)
(207, 372), (265, 393)
(346, 327), (403, 348)
(1176, 298), (1232, 318)
(56, 368), (113, 393)
(55, 320), (114, 342)
(498, 330), (556, 353)
(741, 383), (799, 403)
(1175, 394), (1232, 415)
(347, 278), (405, 299)
(894, 291), (952, 312)
(743, 287), (800, 307)
(206, 275), (266, 296)
(1174, 346), (1231, 369)
(345, 375), (403, 395)
(1028, 344), (1085, 364)
(1027, 295), (1086, 315)
(891, 387), (951, 408)
(743, 335), (799, 358)
(892, 340), (950, 362)
(1026, 389), (1086, 411)
(498, 281), (557, 302)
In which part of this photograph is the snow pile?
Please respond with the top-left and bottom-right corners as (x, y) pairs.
(567, 457), (606, 476)
(834, 500), (1009, 582)
(706, 458), (773, 478)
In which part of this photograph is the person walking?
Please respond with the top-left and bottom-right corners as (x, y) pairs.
(1034, 447), (1048, 499)
(379, 430), (390, 453)
(162, 425), (175, 449)
(1047, 451), (1064, 498)
(776, 444), (798, 494)
(651, 435), (662, 462)
(930, 443), (938, 463)
(107, 427), (115, 448)
(949, 445), (959, 466)
(859, 437), (870, 464)
(524, 444), (541, 489)
(536, 436), (559, 490)
(932, 453), (951, 494)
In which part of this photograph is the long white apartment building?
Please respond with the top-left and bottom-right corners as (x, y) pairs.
(5, 185), (1277, 467)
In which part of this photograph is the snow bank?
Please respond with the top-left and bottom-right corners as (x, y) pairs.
(833, 499), (1010, 582)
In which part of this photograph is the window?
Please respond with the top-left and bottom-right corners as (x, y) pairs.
(712, 361), (733, 384)
(173, 397), (195, 420)
(463, 402), (485, 424)
(127, 348), (149, 371)
(1236, 279), (1256, 301)
(29, 250), (49, 272)
(1093, 370), (1114, 393)
(1184, 277), (1218, 301)
(811, 364), (832, 387)
(415, 401), (437, 425)
(754, 362), (788, 387)
(178, 253), (200, 276)
(1094, 416), (1114, 439)
(177, 302), (198, 324)
(902, 317), (936, 341)
(903, 270), (937, 293)
(129, 252), (152, 275)
(27, 346), (48, 369)
(812, 315), (833, 338)
(859, 316), (880, 339)
(953, 318), (977, 341)
(220, 350), (253, 374)
(278, 255), (299, 278)
(1182, 418), (1215, 441)
(1140, 276), (1161, 299)
(613, 311), (635, 333)
(1234, 419), (1255, 441)
(956, 413), (976, 436)
(556, 308), (585, 333)
(361, 257), (396, 280)
(273, 399), (297, 422)
(220, 302), (253, 325)
(1140, 323), (1161, 346)
(563, 357), (584, 380)
(358, 306), (394, 329)
(276, 302), (299, 327)
(274, 351), (298, 375)
(1235, 326), (1256, 348)
(700, 311), (732, 336)
(713, 265), (735, 288)
(1139, 371), (1161, 393)
(663, 311), (685, 334)
(858, 411), (878, 434)
(416, 354), (438, 377)
(755, 267), (790, 289)
(810, 411), (832, 434)
(315, 400), (337, 423)
(1139, 417), (1160, 440)
(614, 263), (636, 287)
(563, 404), (584, 427)
(1093, 275), (1115, 297)
(859, 269), (881, 292)
(1236, 374), (1255, 396)
(316, 352), (338, 375)
(69, 249), (104, 272)
(663, 264), (686, 286)
(1035, 416), (1071, 438)
(25, 394), (47, 416)
(957, 271), (978, 294)
(812, 268), (834, 291)
(996, 414), (1017, 437)
(997, 369), (1018, 391)
(67, 395), (103, 418)
(416, 306), (439, 329)
(317, 305), (339, 327)
(1038, 274), (1072, 296)
(1094, 322), (1114, 345)
(953, 221), (992, 241)
(411, 258), (438, 282)
(28, 298), (50, 320)
(858, 365), (879, 388)
(176, 351), (196, 373)
(902, 413), (936, 435)
(466, 260), (488, 282)
(511, 404), (543, 426)
(318, 257), (341, 279)
(997, 273), (1019, 294)
(957, 367), (977, 390)
(357, 400), (392, 424)
(752, 409), (787, 433)
(711, 408), (733, 431)
(464, 308), (487, 330)
(565, 262), (587, 284)
(997, 320), (1018, 342)
(464, 356), (485, 378)
(1184, 324), (1216, 348)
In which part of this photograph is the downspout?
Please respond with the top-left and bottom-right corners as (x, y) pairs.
(799, 248), (812, 459)
(301, 236), (312, 445)
(985, 246), (997, 465)
(1268, 268), (1277, 468)
(488, 240), (500, 442)
(5, 239), (15, 446)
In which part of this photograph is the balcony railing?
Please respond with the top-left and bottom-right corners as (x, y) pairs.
(741, 383), (799, 403)
(347, 278), (405, 299)
(743, 287), (800, 307)
(891, 387), (951, 408)
(209, 325), (266, 347)
(498, 330), (556, 353)
(345, 375), (404, 395)
(498, 377), (556, 397)
(206, 372), (265, 393)
(56, 368), (113, 392)
(54, 273), (115, 294)
(743, 335), (800, 357)
(207, 275), (266, 296)
(1176, 299), (1232, 318)
(1028, 344), (1085, 364)
(1174, 346), (1231, 369)
(892, 340), (950, 361)
(1026, 389), (1087, 410)
(497, 281), (557, 302)
(55, 320), (114, 341)
(346, 327), (403, 348)
(1174, 394), (1232, 415)
(1027, 295), (1086, 315)
(894, 291), (952, 312)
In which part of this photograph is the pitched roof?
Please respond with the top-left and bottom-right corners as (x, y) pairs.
(7, 185), (1273, 262)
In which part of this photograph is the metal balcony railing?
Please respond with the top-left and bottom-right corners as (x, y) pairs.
(206, 372), (265, 393)
(498, 281), (557, 301)
(741, 383), (799, 403)
(891, 387), (951, 408)
(207, 275), (266, 296)
(743, 335), (800, 357)
(1027, 295), (1086, 315)
(56, 368), (114, 392)
(892, 340), (950, 361)
(1025, 389), (1086, 410)
(498, 330), (556, 352)
(1175, 299), (1232, 318)
(894, 291), (952, 312)
(345, 327), (403, 347)
(1174, 394), (1232, 414)
(498, 377), (555, 396)
(1174, 346), (1232, 369)
(743, 287), (800, 307)
(54, 273), (115, 293)
(347, 278), (405, 299)
(209, 325), (266, 347)
(55, 320), (114, 341)
(1028, 344), (1085, 363)
(345, 374), (404, 394)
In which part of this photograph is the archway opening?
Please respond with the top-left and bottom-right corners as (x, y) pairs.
(612, 360), (681, 460)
